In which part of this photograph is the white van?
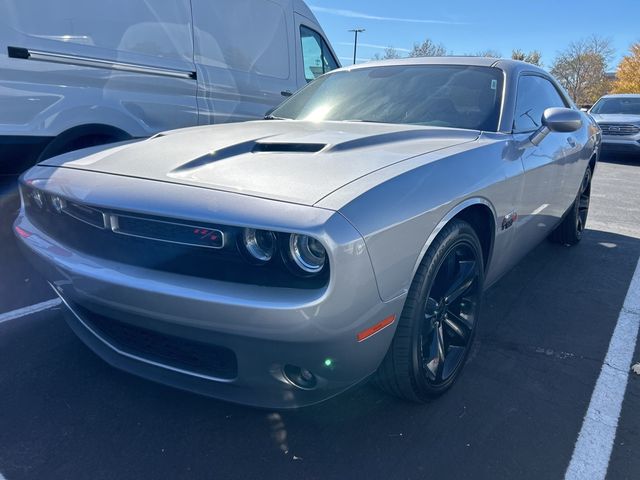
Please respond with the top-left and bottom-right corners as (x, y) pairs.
(0, 0), (339, 174)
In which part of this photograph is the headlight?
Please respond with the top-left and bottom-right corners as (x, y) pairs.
(50, 195), (66, 213)
(30, 189), (45, 209)
(242, 228), (277, 262)
(288, 234), (326, 274)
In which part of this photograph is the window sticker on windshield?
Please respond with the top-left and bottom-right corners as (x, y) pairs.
(491, 79), (497, 90)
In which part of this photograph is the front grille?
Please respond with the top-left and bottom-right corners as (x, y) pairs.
(62, 200), (108, 229)
(74, 302), (238, 380)
(22, 187), (329, 289)
(599, 123), (640, 136)
(112, 214), (225, 249)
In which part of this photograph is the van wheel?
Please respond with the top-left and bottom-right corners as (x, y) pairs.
(38, 125), (130, 161)
(550, 168), (591, 245)
(372, 220), (484, 402)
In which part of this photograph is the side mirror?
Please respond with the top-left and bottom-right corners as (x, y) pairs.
(542, 107), (583, 132)
(529, 108), (583, 146)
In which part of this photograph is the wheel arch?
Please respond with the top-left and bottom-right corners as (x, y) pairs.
(37, 123), (133, 161)
(411, 198), (497, 280)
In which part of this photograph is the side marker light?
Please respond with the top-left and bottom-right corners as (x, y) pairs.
(357, 315), (396, 342)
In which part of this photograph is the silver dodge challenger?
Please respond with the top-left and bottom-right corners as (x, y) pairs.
(15, 58), (601, 408)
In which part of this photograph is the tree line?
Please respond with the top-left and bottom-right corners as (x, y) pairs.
(371, 36), (640, 105)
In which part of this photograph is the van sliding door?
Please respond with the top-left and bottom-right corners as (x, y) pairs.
(192, 0), (298, 124)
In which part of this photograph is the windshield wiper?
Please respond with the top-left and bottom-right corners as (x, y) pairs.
(264, 114), (287, 120)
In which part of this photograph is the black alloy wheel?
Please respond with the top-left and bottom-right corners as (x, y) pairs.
(373, 219), (484, 401)
(420, 241), (481, 387)
(550, 167), (592, 245)
(576, 167), (592, 237)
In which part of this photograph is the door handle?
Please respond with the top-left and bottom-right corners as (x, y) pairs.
(567, 137), (577, 148)
(281, 90), (293, 97)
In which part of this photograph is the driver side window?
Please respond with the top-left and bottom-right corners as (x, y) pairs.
(513, 75), (567, 133)
(300, 26), (338, 82)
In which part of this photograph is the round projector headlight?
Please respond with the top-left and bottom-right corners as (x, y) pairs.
(51, 195), (66, 213)
(242, 228), (277, 262)
(289, 234), (326, 274)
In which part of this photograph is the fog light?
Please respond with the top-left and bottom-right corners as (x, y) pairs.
(283, 364), (317, 390)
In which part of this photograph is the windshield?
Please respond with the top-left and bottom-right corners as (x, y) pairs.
(272, 65), (504, 131)
(591, 97), (640, 115)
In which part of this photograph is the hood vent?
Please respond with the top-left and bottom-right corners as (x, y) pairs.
(252, 142), (325, 153)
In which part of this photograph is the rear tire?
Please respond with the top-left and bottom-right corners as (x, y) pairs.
(37, 125), (131, 161)
(550, 168), (591, 245)
(372, 219), (484, 402)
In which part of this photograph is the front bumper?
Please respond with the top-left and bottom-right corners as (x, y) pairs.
(14, 175), (405, 408)
(600, 135), (640, 154)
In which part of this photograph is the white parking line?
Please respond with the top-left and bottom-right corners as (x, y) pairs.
(0, 298), (61, 324)
(565, 257), (640, 480)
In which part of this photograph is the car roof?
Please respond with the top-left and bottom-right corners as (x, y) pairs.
(342, 57), (549, 76)
(599, 93), (640, 99)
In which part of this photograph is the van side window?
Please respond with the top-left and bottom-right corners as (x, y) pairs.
(513, 75), (568, 132)
(300, 26), (338, 82)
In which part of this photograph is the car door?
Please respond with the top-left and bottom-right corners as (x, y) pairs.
(512, 74), (572, 251)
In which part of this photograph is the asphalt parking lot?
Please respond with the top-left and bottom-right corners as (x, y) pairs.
(0, 156), (639, 480)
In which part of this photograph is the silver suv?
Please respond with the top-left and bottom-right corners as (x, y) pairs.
(589, 94), (640, 157)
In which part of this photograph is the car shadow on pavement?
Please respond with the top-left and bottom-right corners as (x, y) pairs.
(598, 152), (640, 166)
(0, 227), (639, 480)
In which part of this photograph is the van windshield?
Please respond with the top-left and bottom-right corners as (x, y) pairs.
(271, 65), (504, 131)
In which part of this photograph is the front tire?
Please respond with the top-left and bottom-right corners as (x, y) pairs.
(373, 219), (484, 402)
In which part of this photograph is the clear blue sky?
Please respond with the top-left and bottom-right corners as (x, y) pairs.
(309, 1), (639, 70)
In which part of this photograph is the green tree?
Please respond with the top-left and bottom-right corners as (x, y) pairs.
(371, 46), (403, 61)
(550, 35), (614, 104)
(512, 49), (542, 66)
(409, 38), (447, 57)
(472, 49), (502, 58)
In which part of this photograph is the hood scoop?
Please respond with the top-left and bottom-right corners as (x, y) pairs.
(252, 142), (326, 153)
(171, 140), (326, 175)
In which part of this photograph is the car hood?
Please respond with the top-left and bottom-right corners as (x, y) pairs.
(591, 113), (640, 124)
(40, 120), (479, 206)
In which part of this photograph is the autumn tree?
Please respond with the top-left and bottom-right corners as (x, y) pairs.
(550, 35), (614, 104)
(409, 38), (447, 57)
(612, 42), (640, 93)
(512, 49), (542, 66)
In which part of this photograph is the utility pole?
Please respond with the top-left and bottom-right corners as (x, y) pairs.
(348, 28), (365, 65)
